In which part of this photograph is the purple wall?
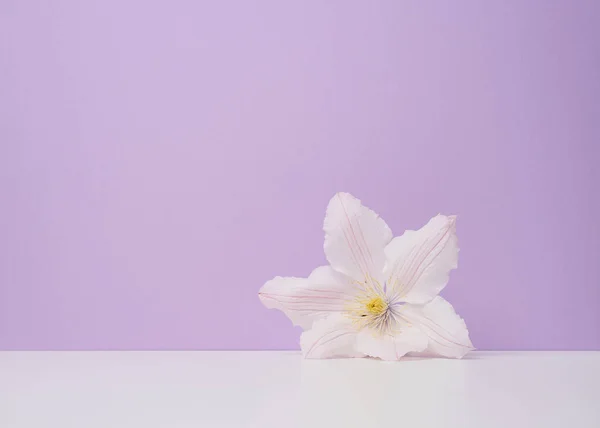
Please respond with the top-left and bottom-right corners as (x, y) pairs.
(1, 1), (599, 350)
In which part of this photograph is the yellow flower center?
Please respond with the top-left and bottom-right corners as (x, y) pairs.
(365, 296), (387, 315)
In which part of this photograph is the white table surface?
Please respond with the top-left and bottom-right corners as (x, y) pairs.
(1, 351), (599, 428)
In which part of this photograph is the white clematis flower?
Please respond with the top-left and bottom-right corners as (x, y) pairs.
(259, 192), (473, 361)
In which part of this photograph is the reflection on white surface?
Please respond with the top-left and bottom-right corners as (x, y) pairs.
(298, 357), (468, 427)
(1, 351), (598, 427)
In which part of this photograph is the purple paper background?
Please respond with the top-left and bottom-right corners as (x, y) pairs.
(1, 1), (599, 350)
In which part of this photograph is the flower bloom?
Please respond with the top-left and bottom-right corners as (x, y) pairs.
(259, 193), (473, 360)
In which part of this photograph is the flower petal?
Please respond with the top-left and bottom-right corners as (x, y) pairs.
(324, 193), (393, 286)
(300, 313), (362, 359)
(401, 296), (473, 359)
(355, 324), (428, 361)
(258, 266), (356, 330)
(384, 214), (458, 304)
